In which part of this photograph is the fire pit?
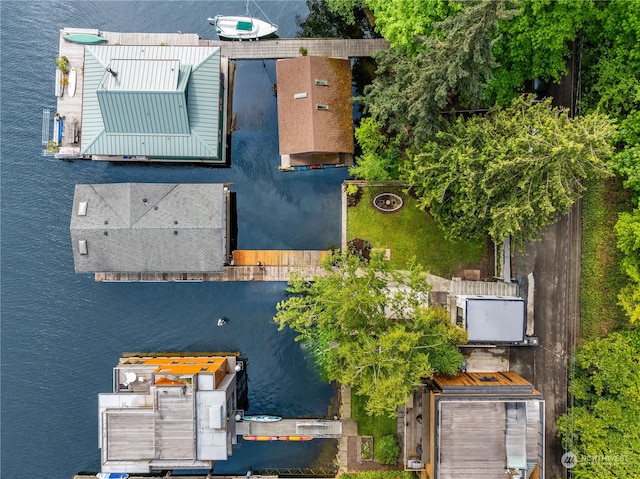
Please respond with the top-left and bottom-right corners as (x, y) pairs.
(373, 192), (404, 213)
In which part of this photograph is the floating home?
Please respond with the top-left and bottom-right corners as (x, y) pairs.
(276, 56), (354, 170)
(53, 29), (228, 164)
(70, 183), (236, 275)
(404, 372), (544, 479)
(69, 182), (334, 282)
(98, 354), (241, 474)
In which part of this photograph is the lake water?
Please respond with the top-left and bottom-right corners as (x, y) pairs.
(0, 1), (349, 476)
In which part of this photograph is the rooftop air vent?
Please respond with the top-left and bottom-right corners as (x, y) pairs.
(78, 202), (87, 216)
(79, 240), (88, 255)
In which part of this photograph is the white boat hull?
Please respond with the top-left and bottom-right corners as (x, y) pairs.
(208, 15), (277, 40)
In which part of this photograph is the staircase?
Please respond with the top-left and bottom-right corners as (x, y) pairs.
(449, 278), (519, 297)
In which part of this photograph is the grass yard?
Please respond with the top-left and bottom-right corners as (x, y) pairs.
(580, 177), (632, 338)
(351, 392), (398, 460)
(346, 184), (487, 278)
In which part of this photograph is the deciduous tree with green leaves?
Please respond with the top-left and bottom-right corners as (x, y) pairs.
(360, 0), (513, 149)
(615, 208), (640, 323)
(274, 251), (466, 417)
(487, 0), (595, 105)
(557, 328), (640, 478)
(403, 95), (617, 245)
(349, 117), (401, 180)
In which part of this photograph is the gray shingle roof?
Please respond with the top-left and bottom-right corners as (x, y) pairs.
(70, 183), (227, 273)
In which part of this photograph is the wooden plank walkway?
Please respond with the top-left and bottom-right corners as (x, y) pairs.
(202, 38), (390, 59)
(94, 266), (322, 282)
(233, 250), (328, 266)
(94, 251), (329, 282)
(236, 419), (342, 439)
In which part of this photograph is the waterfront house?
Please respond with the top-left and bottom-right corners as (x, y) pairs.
(70, 183), (236, 275)
(98, 354), (240, 473)
(80, 45), (225, 163)
(404, 371), (544, 479)
(276, 55), (354, 170)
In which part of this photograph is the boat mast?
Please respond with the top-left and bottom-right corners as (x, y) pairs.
(245, 0), (253, 24)
(251, 0), (276, 28)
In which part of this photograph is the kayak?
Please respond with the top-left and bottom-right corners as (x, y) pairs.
(64, 33), (107, 44)
(243, 415), (282, 422)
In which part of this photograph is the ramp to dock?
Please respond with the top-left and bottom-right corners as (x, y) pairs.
(236, 419), (342, 439)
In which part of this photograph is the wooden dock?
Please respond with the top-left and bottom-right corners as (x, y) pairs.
(233, 250), (328, 266)
(94, 250), (329, 282)
(236, 418), (342, 439)
(202, 37), (390, 60)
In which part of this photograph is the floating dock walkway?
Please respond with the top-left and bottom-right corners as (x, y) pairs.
(236, 418), (342, 439)
(204, 37), (390, 60)
(94, 250), (329, 282)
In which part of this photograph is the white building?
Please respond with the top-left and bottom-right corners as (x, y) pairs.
(98, 354), (239, 474)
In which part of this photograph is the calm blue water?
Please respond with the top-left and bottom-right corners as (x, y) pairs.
(0, 2), (349, 476)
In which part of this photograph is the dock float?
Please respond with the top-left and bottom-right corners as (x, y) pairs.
(94, 250), (329, 282)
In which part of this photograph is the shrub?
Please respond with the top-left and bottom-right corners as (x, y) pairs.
(55, 55), (69, 73)
(377, 434), (400, 465)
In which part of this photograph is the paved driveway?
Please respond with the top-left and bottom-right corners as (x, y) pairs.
(509, 201), (581, 479)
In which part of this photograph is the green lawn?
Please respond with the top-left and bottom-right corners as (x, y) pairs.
(351, 392), (397, 460)
(580, 177), (632, 338)
(346, 185), (487, 278)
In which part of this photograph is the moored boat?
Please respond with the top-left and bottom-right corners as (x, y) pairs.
(277, 435), (313, 441)
(207, 0), (277, 40)
(64, 33), (107, 44)
(242, 435), (313, 441)
(208, 15), (277, 40)
(243, 414), (282, 422)
(243, 435), (279, 441)
(96, 473), (129, 479)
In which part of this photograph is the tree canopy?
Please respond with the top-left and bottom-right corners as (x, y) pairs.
(403, 95), (617, 244)
(487, 0), (596, 105)
(557, 328), (640, 478)
(615, 208), (640, 323)
(273, 251), (466, 417)
(359, 0), (513, 149)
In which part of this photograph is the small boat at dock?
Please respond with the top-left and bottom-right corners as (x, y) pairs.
(243, 414), (282, 422)
(243, 435), (313, 441)
(63, 33), (107, 44)
(96, 473), (129, 479)
(208, 0), (277, 40)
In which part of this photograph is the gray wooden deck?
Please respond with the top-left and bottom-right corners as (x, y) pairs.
(236, 419), (342, 439)
(202, 37), (390, 59)
(94, 265), (326, 282)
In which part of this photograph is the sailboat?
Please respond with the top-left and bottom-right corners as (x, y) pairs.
(208, 0), (278, 40)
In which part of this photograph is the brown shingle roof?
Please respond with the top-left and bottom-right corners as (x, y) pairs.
(276, 56), (354, 158)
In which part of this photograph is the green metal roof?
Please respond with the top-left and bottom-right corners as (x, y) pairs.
(81, 46), (222, 160)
